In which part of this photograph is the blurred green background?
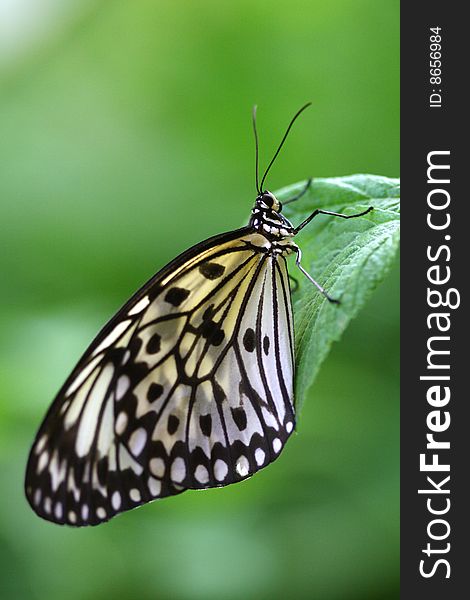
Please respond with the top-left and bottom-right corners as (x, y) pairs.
(0, 1), (399, 599)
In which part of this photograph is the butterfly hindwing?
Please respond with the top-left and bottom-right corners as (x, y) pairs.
(25, 229), (295, 526)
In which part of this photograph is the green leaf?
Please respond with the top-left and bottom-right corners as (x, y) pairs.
(275, 174), (400, 411)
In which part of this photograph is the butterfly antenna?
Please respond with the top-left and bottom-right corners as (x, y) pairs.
(252, 105), (261, 194)
(259, 102), (312, 192)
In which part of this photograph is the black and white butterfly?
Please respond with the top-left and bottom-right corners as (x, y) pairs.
(25, 104), (372, 526)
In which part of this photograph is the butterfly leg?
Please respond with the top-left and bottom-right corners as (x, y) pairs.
(291, 244), (339, 304)
(293, 206), (373, 234)
(283, 178), (312, 205)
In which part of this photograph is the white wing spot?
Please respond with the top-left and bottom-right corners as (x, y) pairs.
(128, 295), (150, 316)
(121, 349), (131, 365)
(115, 411), (128, 435)
(194, 464), (209, 484)
(262, 408), (279, 430)
(76, 363), (114, 457)
(49, 452), (66, 492)
(68, 472), (80, 502)
(63, 373), (96, 430)
(68, 511), (77, 524)
(44, 497), (51, 514)
(286, 421), (294, 433)
(59, 399), (71, 416)
(116, 375), (130, 400)
(97, 395), (114, 454)
(214, 459), (228, 482)
(255, 448), (266, 466)
(130, 488), (141, 502)
(97, 507), (107, 520)
(35, 434), (48, 455)
(54, 502), (63, 520)
(81, 505), (89, 521)
(37, 451), (49, 474)
(236, 455), (249, 477)
(272, 438), (282, 453)
(171, 457), (186, 483)
(93, 320), (132, 355)
(148, 477), (161, 496)
(149, 457), (165, 478)
(129, 428), (147, 456)
(111, 491), (121, 510)
(34, 489), (42, 506)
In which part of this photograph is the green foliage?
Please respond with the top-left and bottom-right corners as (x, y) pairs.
(277, 175), (400, 410)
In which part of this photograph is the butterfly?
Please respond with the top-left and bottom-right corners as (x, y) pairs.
(25, 104), (372, 526)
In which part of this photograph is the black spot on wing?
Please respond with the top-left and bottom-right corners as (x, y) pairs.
(202, 304), (215, 320)
(263, 335), (270, 355)
(164, 287), (190, 307)
(146, 333), (161, 354)
(167, 414), (180, 435)
(199, 262), (226, 280)
(147, 382), (164, 401)
(231, 406), (247, 431)
(129, 336), (143, 358)
(199, 320), (224, 346)
(242, 328), (256, 352)
(199, 414), (212, 437)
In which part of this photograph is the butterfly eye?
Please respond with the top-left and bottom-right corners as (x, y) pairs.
(259, 193), (275, 209)
(260, 192), (282, 212)
(262, 195), (274, 208)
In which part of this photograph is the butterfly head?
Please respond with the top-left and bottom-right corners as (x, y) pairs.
(256, 191), (282, 213)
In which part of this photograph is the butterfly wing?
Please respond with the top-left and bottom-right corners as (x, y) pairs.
(25, 228), (295, 526)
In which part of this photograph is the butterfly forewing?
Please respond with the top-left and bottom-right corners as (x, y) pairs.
(25, 229), (295, 526)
